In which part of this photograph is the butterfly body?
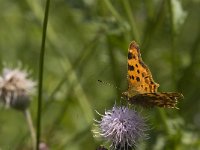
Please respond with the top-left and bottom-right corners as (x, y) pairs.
(123, 41), (183, 108)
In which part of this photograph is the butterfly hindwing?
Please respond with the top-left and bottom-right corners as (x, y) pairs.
(128, 92), (184, 108)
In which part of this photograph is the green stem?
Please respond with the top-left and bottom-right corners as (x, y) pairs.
(37, 0), (51, 149)
(167, 0), (177, 84)
(121, 0), (140, 42)
(158, 109), (170, 134)
(24, 109), (36, 150)
(103, 0), (124, 23)
(102, 0), (130, 36)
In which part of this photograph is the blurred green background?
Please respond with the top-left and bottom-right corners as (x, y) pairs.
(0, 0), (200, 149)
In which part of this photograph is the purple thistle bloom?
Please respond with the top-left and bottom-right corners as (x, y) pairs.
(94, 106), (148, 149)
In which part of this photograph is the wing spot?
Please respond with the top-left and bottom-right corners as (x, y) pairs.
(135, 64), (138, 68)
(142, 72), (145, 77)
(149, 86), (152, 92)
(131, 75), (134, 80)
(136, 77), (140, 82)
(137, 69), (140, 74)
(145, 87), (148, 91)
(128, 52), (134, 59)
(128, 64), (134, 71)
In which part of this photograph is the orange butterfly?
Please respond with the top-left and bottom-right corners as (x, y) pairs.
(123, 41), (183, 108)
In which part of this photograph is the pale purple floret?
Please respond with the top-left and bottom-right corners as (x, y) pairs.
(96, 106), (148, 149)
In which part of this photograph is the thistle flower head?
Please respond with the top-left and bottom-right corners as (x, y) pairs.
(0, 68), (36, 110)
(94, 106), (148, 149)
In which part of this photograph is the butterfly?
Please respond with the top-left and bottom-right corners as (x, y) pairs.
(122, 41), (183, 108)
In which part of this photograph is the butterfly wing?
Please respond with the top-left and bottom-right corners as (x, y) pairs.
(127, 41), (159, 97)
(123, 41), (184, 108)
(128, 92), (184, 108)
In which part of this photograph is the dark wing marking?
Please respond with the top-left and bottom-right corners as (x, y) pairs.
(128, 92), (184, 109)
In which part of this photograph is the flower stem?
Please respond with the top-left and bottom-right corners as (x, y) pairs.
(24, 109), (36, 150)
(37, 0), (51, 149)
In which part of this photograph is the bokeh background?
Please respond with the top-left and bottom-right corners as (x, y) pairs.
(0, 0), (200, 149)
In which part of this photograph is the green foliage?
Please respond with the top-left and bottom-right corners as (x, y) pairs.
(0, 0), (200, 149)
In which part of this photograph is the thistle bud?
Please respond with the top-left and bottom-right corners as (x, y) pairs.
(0, 68), (36, 111)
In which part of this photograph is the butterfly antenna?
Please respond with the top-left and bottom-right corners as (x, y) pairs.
(97, 80), (122, 92)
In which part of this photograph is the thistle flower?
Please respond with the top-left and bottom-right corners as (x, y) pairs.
(96, 145), (108, 150)
(39, 142), (49, 150)
(94, 106), (148, 149)
(0, 68), (36, 110)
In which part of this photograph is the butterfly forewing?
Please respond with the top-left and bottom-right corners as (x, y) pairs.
(127, 41), (159, 97)
(124, 41), (183, 108)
